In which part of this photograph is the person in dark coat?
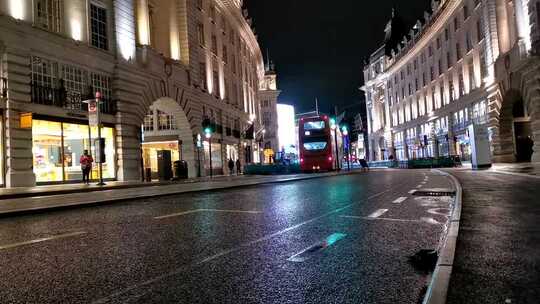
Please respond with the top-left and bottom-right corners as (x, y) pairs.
(236, 159), (242, 175)
(228, 159), (234, 176)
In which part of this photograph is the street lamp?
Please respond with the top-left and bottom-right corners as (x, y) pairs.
(83, 91), (105, 186)
(342, 126), (351, 171)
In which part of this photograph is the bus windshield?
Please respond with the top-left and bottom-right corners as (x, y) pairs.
(303, 142), (328, 151)
(303, 121), (326, 131)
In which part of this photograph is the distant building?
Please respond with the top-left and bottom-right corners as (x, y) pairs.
(362, 0), (540, 163)
(258, 60), (280, 162)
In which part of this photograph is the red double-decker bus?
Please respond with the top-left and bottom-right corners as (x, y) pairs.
(299, 115), (334, 172)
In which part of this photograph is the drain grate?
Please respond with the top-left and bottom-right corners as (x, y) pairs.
(413, 188), (455, 197)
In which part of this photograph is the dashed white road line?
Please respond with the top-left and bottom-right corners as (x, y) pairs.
(416, 185), (423, 188)
(368, 209), (388, 218)
(340, 215), (443, 225)
(0, 231), (87, 250)
(392, 197), (407, 204)
(408, 190), (417, 194)
(154, 209), (262, 220)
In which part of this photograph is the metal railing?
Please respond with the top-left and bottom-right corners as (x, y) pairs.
(30, 82), (116, 115)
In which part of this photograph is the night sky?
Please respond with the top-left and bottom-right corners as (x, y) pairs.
(246, 0), (431, 115)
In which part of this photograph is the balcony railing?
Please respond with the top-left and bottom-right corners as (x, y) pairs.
(31, 82), (116, 115)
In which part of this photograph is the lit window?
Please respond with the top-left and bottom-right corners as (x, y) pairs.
(198, 23), (205, 46)
(35, 0), (63, 33)
(90, 3), (108, 50)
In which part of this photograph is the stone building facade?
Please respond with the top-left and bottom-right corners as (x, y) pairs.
(0, 0), (265, 187)
(362, 0), (540, 164)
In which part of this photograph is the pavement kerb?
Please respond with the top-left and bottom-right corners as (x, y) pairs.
(0, 170), (361, 217)
(422, 169), (463, 304)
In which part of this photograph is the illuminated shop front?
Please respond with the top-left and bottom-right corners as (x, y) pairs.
(142, 141), (181, 178)
(32, 119), (116, 183)
(204, 141), (223, 175)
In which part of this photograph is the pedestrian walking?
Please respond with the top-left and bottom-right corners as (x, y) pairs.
(359, 158), (370, 172)
(236, 159), (242, 175)
(80, 150), (94, 184)
(228, 158), (234, 176)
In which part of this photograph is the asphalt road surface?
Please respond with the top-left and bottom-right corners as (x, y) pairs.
(0, 170), (454, 304)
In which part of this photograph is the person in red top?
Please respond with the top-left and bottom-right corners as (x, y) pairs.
(80, 150), (93, 184)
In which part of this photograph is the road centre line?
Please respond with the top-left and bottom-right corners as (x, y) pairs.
(409, 190), (417, 194)
(392, 197), (407, 204)
(0, 231), (87, 251)
(416, 185), (423, 188)
(91, 187), (396, 304)
(154, 209), (262, 219)
(368, 209), (388, 218)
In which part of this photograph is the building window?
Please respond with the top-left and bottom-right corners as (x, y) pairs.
(480, 48), (488, 84)
(440, 85), (446, 106)
(35, 0), (63, 33)
(428, 46), (433, 57)
(468, 58), (476, 91)
(90, 3), (108, 50)
(454, 17), (459, 31)
(458, 67), (465, 97)
(196, 0), (203, 10)
(211, 35), (218, 54)
(430, 66), (434, 81)
(446, 51), (452, 69)
(144, 113), (154, 131)
(197, 23), (205, 46)
(463, 5), (469, 20)
(445, 28), (449, 41)
(449, 73), (455, 102)
(199, 62), (207, 90)
(213, 71), (219, 96)
(158, 111), (177, 130)
(414, 59), (418, 70)
(222, 46), (228, 64)
(476, 19), (484, 42)
(466, 32), (473, 51)
(436, 37), (441, 49)
(31, 56), (58, 88)
(456, 43), (462, 60)
(438, 60), (443, 76)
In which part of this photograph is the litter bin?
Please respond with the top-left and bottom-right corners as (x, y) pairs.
(173, 160), (189, 180)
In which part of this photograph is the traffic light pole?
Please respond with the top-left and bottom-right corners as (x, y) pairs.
(96, 96), (105, 186)
(209, 137), (213, 178)
(334, 128), (340, 171)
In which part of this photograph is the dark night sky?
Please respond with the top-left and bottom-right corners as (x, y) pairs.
(246, 0), (431, 114)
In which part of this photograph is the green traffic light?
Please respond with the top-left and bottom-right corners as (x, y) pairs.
(204, 127), (212, 134)
(341, 126), (348, 132)
(330, 118), (336, 125)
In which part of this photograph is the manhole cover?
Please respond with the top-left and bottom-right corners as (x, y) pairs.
(413, 188), (455, 197)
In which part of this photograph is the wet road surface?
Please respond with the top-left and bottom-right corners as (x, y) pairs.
(0, 170), (454, 303)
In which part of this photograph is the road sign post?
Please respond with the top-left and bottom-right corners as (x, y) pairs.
(84, 92), (105, 186)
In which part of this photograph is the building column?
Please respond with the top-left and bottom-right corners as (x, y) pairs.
(115, 112), (143, 181)
(490, 93), (516, 162)
(431, 121), (440, 158)
(448, 115), (457, 155)
(3, 49), (36, 187)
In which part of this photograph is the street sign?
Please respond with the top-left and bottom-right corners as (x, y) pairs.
(20, 112), (32, 129)
(89, 112), (98, 127)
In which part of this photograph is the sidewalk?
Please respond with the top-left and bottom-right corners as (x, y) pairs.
(444, 168), (540, 303)
(0, 171), (358, 216)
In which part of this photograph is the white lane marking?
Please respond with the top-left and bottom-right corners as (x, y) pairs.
(287, 233), (347, 262)
(392, 197), (407, 204)
(408, 190), (417, 194)
(341, 215), (422, 223)
(368, 209), (388, 218)
(154, 209), (262, 219)
(91, 188), (395, 304)
(0, 231), (87, 251)
(341, 216), (444, 226)
(427, 208), (451, 216)
(416, 185), (423, 188)
(421, 181), (427, 185)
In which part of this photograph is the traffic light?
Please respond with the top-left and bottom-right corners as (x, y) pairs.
(202, 118), (213, 138)
(330, 118), (337, 130)
(341, 125), (349, 136)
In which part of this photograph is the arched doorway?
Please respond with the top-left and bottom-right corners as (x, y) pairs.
(141, 97), (196, 179)
(496, 90), (534, 163)
(512, 97), (534, 162)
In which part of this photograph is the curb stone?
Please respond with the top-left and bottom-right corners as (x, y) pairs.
(422, 169), (462, 304)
